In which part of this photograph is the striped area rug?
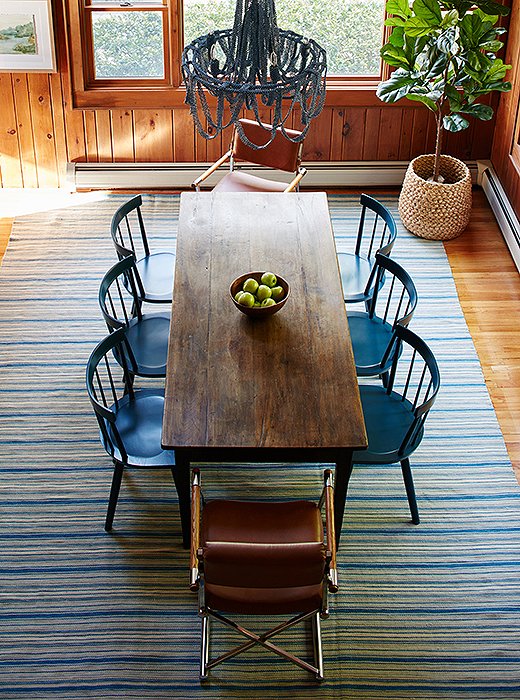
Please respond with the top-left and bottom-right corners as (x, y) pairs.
(1, 193), (519, 699)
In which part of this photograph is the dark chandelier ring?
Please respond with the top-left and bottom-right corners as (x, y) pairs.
(182, 22), (327, 149)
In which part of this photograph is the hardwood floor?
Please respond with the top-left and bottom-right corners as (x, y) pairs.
(0, 188), (518, 483)
(444, 189), (520, 483)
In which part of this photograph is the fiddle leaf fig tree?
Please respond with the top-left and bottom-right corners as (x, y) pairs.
(377, 0), (512, 181)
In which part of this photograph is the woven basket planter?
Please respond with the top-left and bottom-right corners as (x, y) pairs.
(398, 154), (472, 240)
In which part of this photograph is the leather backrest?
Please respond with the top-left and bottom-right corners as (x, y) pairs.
(232, 119), (303, 172)
(203, 541), (326, 588)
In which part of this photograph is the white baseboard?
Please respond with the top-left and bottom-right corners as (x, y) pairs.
(478, 160), (520, 273)
(68, 160), (479, 191)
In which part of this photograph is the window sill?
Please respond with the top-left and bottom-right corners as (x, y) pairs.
(71, 82), (408, 110)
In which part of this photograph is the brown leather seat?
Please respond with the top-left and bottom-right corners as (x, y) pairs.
(192, 118), (307, 192)
(201, 500), (325, 614)
(190, 469), (338, 680)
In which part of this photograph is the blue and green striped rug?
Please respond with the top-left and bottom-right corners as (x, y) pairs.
(1, 193), (519, 698)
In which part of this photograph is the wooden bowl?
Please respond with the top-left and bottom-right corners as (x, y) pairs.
(230, 272), (290, 318)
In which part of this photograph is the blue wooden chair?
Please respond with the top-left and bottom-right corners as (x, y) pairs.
(99, 256), (171, 378)
(337, 194), (397, 304)
(347, 252), (418, 379)
(86, 328), (189, 536)
(110, 195), (175, 304)
(353, 325), (440, 524)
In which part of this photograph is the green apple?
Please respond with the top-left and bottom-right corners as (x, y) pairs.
(256, 284), (272, 302)
(242, 277), (259, 294)
(237, 291), (255, 307)
(270, 285), (284, 302)
(261, 271), (277, 288)
(254, 301), (262, 307)
(235, 291), (244, 302)
(261, 298), (276, 307)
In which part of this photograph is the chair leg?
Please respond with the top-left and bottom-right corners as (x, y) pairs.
(200, 614), (210, 680)
(380, 371), (389, 388)
(105, 461), (124, 531)
(400, 458), (420, 524)
(311, 612), (324, 681)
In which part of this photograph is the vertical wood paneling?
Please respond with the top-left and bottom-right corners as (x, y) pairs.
(173, 109), (195, 161)
(0, 74), (23, 187)
(301, 108), (332, 160)
(134, 111), (173, 162)
(0, 77), (504, 186)
(49, 73), (69, 187)
(27, 74), (59, 188)
(84, 111), (98, 162)
(398, 108), (415, 161)
(363, 109), (381, 160)
(342, 108), (366, 161)
(60, 68), (87, 164)
(11, 74), (38, 188)
(95, 111), (113, 162)
(377, 108), (402, 160)
(330, 108), (345, 160)
(410, 109), (429, 158)
(111, 110), (134, 161)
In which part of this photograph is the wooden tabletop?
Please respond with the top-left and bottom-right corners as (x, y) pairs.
(162, 191), (366, 451)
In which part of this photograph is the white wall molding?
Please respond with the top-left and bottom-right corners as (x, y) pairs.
(477, 160), (520, 273)
(69, 160), (480, 191)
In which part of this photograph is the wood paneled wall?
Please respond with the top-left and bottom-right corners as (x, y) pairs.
(491, 0), (520, 213)
(0, 23), (497, 189)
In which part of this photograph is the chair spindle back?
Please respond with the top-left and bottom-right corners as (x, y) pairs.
(384, 325), (440, 456)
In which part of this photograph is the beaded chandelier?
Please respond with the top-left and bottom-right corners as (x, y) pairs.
(181, 0), (327, 149)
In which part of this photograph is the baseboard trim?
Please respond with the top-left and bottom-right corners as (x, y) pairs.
(478, 160), (520, 273)
(69, 160), (480, 191)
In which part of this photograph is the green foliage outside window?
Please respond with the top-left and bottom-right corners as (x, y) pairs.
(184, 0), (386, 75)
(92, 12), (164, 78)
(90, 0), (386, 78)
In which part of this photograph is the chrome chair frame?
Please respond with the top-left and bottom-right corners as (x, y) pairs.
(190, 469), (338, 681)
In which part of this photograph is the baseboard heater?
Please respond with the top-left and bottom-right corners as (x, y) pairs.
(478, 161), (520, 273)
(69, 160), (479, 191)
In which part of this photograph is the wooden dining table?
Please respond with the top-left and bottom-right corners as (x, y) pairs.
(162, 191), (367, 548)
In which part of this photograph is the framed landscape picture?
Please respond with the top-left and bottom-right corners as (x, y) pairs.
(0, 0), (56, 72)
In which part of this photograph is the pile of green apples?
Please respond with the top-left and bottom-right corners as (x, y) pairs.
(235, 272), (285, 308)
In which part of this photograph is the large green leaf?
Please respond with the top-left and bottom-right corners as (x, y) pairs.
(485, 58), (511, 81)
(474, 0), (510, 16)
(480, 40), (503, 52)
(460, 103), (494, 120)
(404, 16), (436, 36)
(443, 113), (470, 131)
(445, 84), (462, 110)
(380, 43), (411, 68)
(388, 26), (405, 47)
(407, 93), (438, 110)
(436, 27), (457, 54)
(460, 14), (484, 46)
(413, 0), (442, 24)
(376, 69), (416, 102)
(386, 0), (412, 19)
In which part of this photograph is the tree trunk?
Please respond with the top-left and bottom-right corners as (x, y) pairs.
(433, 111), (443, 182)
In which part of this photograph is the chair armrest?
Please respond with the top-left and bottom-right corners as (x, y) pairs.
(284, 167), (307, 192)
(192, 150), (233, 190)
(189, 469), (202, 591)
(323, 469), (338, 593)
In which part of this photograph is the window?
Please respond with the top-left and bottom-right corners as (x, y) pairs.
(66, 0), (387, 108)
(183, 0), (387, 77)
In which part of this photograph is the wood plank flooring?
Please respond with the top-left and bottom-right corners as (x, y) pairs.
(0, 188), (518, 483)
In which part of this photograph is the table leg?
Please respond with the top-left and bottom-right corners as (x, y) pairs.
(172, 451), (191, 549)
(334, 449), (354, 548)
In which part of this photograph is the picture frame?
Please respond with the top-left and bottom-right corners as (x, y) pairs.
(0, 0), (56, 72)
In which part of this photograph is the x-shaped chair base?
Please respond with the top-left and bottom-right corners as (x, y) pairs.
(199, 607), (325, 680)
